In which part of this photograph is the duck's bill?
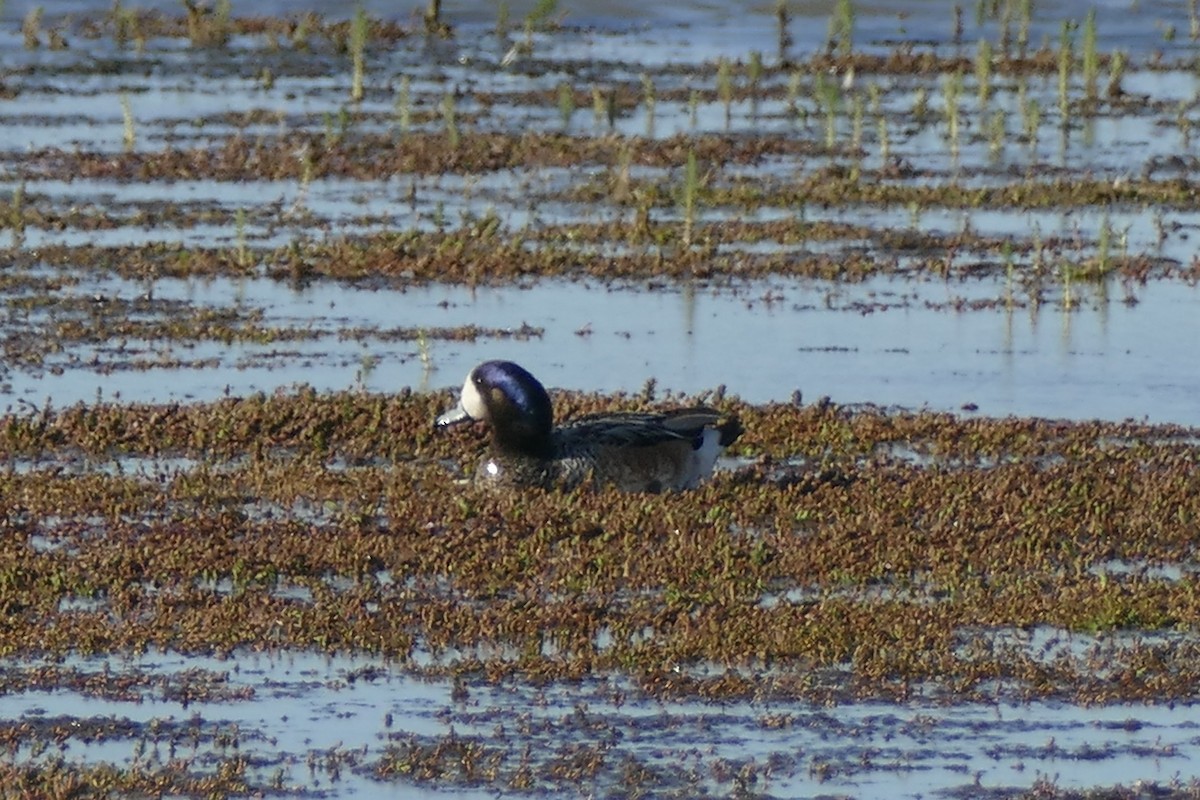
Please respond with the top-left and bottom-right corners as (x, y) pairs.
(435, 403), (473, 428)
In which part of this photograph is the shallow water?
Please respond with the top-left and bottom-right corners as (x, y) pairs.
(9, 272), (1200, 427)
(1, 646), (1198, 799)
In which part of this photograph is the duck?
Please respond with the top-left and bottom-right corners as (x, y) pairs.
(435, 360), (741, 492)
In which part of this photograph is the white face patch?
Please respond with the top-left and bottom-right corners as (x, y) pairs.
(459, 372), (490, 421)
(484, 460), (500, 477)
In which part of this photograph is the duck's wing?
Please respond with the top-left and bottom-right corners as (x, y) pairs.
(557, 408), (740, 450)
(664, 408), (742, 447)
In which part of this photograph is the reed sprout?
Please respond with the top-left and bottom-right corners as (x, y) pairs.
(235, 207), (249, 268)
(641, 73), (656, 137)
(417, 329), (433, 373)
(1057, 21), (1073, 121)
(557, 81), (574, 129)
(776, 0), (792, 64)
(1096, 214), (1111, 276)
(859, 81), (878, 115)
(594, 86), (617, 130)
(1061, 260), (1075, 310)
(350, 4), (368, 103)
(121, 94), (136, 152)
(851, 91), (864, 150)
(1107, 50), (1126, 98)
(424, 0), (447, 36)
(395, 76), (412, 134)
(975, 38), (993, 106)
(786, 70), (801, 117)
(290, 146), (313, 214)
(987, 108), (1005, 161)
(1082, 9), (1099, 102)
(815, 72), (840, 147)
(22, 6), (42, 49)
(748, 51), (763, 99)
(442, 92), (459, 150)
(997, 0), (1012, 55)
(526, 0), (559, 29)
(10, 183), (24, 247)
(182, 0), (231, 48)
(717, 58), (734, 128)
(681, 149), (699, 246)
(592, 85), (605, 128)
(1177, 100), (1192, 144)
(942, 70), (963, 156)
(829, 0), (855, 56)
(1022, 97), (1041, 150)
(1017, 0), (1032, 57)
(912, 86), (929, 124)
(112, 2), (139, 49)
(1002, 241), (1015, 310)
(612, 141), (632, 202)
(291, 12), (313, 49)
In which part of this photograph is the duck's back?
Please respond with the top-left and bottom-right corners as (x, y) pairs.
(551, 409), (740, 492)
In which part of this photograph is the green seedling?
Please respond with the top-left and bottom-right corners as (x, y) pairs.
(442, 92), (459, 150)
(1107, 50), (1126, 98)
(350, 4), (368, 102)
(717, 57), (734, 128)
(557, 81), (574, 129)
(829, 0), (855, 55)
(748, 50), (763, 100)
(943, 70), (962, 156)
(976, 38), (993, 106)
(1058, 20), (1073, 120)
(1082, 8), (1098, 101)
(681, 149), (699, 246)
(22, 6), (42, 49)
(395, 75), (412, 133)
(641, 73), (656, 137)
(815, 72), (840, 147)
(120, 93), (136, 152)
(776, 0), (792, 63)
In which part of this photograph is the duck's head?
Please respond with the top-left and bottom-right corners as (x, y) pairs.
(436, 360), (554, 454)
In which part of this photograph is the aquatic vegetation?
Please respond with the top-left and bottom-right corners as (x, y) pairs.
(349, 3), (369, 103)
(1, 392), (1198, 706)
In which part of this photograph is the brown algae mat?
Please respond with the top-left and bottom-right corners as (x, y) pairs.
(3, 390), (1200, 795)
(2, 389), (1198, 703)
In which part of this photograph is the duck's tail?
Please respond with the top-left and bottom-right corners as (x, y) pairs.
(714, 415), (743, 448)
